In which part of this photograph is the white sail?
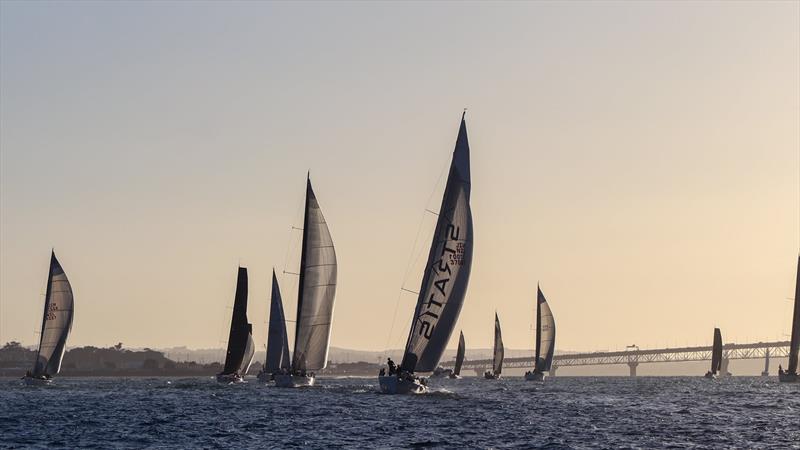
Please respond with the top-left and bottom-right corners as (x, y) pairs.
(33, 251), (74, 377)
(493, 313), (504, 375)
(535, 287), (556, 372)
(291, 177), (337, 372)
(266, 270), (291, 372)
(401, 114), (473, 373)
(239, 332), (255, 376)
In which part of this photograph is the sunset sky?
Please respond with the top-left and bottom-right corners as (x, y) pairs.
(1, 1), (798, 354)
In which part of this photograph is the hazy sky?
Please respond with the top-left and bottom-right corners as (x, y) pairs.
(1, 1), (798, 355)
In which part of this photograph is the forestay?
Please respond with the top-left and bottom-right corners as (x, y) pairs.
(493, 313), (504, 375)
(33, 251), (75, 377)
(401, 114), (474, 373)
(265, 270), (291, 372)
(535, 287), (556, 372)
(788, 255), (800, 374)
(292, 177), (337, 372)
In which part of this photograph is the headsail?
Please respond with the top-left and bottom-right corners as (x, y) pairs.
(453, 330), (465, 376)
(710, 328), (722, 375)
(291, 176), (337, 372)
(401, 114), (474, 373)
(265, 270), (291, 372)
(222, 267), (252, 375)
(788, 255), (800, 374)
(535, 286), (556, 372)
(239, 332), (255, 376)
(493, 313), (504, 375)
(32, 251), (74, 377)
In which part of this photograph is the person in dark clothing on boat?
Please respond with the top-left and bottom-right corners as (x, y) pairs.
(387, 358), (396, 375)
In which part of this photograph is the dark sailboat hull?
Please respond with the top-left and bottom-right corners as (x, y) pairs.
(274, 373), (315, 388)
(22, 375), (52, 386)
(778, 371), (799, 383)
(216, 373), (245, 383)
(524, 371), (545, 382)
(378, 375), (427, 394)
(484, 371), (500, 380)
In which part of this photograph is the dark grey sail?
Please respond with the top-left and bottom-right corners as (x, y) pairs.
(265, 270), (291, 372)
(788, 255), (800, 375)
(401, 113), (474, 374)
(32, 251), (74, 377)
(291, 176), (337, 372)
(453, 330), (465, 376)
(710, 328), (723, 375)
(535, 286), (556, 372)
(493, 313), (504, 375)
(221, 267), (252, 375)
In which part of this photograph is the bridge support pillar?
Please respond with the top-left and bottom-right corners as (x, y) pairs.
(549, 366), (557, 378)
(627, 361), (639, 377)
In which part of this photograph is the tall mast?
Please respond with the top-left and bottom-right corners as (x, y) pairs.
(293, 174), (312, 369)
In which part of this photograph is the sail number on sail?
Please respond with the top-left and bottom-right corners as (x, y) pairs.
(46, 302), (59, 321)
(419, 223), (465, 340)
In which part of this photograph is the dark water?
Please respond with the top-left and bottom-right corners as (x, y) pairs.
(1, 376), (798, 449)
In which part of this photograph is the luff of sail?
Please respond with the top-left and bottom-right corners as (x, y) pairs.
(493, 313), (504, 375)
(710, 328), (722, 375)
(453, 330), (465, 376)
(535, 286), (556, 372)
(222, 267), (252, 375)
(401, 114), (474, 374)
(291, 177), (337, 372)
(265, 270), (291, 372)
(32, 251), (74, 377)
(788, 255), (800, 374)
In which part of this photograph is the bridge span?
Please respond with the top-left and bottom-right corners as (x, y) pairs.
(440, 341), (790, 377)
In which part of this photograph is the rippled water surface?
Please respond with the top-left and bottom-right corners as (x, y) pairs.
(1, 376), (798, 448)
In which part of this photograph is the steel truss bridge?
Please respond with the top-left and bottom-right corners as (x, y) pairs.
(440, 341), (791, 377)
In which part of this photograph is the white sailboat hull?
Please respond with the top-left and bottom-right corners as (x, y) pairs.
(378, 375), (427, 394)
(274, 373), (315, 388)
(524, 371), (545, 382)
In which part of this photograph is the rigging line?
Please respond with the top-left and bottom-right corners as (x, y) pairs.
(384, 146), (453, 352)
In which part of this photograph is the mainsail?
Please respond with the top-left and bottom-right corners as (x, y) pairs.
(453, 330), (465, 376)
(400, 113), (474, 373)
(788, 255), (800, 374)
(291, 176), (337, 372)
(493, 313), (504, 375)
(32, 251), (74, 377)
(535, 286), (556, 372)
(265, 270), (291, 372)
(221, 267), (252, 375)
(710, 328), (723, 375)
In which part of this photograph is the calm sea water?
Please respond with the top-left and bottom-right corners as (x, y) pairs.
(1, 376), (798, 449)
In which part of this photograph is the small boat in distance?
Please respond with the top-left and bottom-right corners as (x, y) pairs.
(258, 270), (291, 382)
(23, 251), (74, 385)
(778, 255), (799, 383)
(449, 331), (466, 379)
(704, 328), (723, 379)
(379, 113), (474, 394)
(216, 267), (254, 383)
(484, 313), (504, 380)
(525, 286), (556, 382)
(275, 175), (337, 388)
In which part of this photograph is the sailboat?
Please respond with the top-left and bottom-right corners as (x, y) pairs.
(216, 267), (255, 383)
(761, 348), (770, 377)
(448, 331), (466, 379)
(484, 313), (504, 379)
(274, 175), (337, 388)
(525, 286), (556, 381)
(258, 270), (291, 382)
(704, 328), (722, 379)
(779, 255), (799, 382)
(379, 113), (474, 395)
(23, 251), (74, 385)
